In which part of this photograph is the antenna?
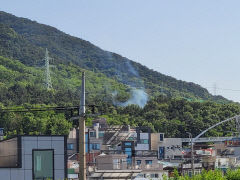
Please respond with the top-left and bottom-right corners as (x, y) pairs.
(44, 48), (53, 90)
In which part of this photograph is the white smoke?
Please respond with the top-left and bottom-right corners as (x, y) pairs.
(121, 88), (148, 108)
(112, 87), (148, 108)
(107, 52), (149, 108)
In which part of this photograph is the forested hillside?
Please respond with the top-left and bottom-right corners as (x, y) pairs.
(0, 55), (129, 106)
(0, 11), (238, 138)
(97, 96), (240, 138)
(0, 56), (238, 138)
(0, 11), (229, 102)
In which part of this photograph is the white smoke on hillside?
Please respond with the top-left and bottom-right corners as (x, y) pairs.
(110, 57), (148, 108)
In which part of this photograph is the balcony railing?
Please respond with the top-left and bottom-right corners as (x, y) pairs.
(134, 150), (158, 157)
(100, 150), (158, 157)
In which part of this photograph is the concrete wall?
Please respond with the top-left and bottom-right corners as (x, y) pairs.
(151, 133), (159, 150)
(96, 154), (127, 170)
(134, 156), (162, 170)
(0, 136), (66, 180)
(160, 138), (182, 159)
(152, 135), (183, 159)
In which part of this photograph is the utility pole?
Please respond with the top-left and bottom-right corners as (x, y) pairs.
(44, 48), (53, 90)
(79, 72), (86, 180)
(187, 132), (194, 176)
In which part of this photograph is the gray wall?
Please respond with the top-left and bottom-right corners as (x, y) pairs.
(96, 154), (127, 170)
(0, 136), (66, 180)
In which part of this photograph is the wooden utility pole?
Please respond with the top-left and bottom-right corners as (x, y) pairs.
(79, 72), (86, 180)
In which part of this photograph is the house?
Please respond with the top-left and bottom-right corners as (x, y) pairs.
(0, 135), (67, 180)
(90, 152), (141, 179)
(151, 133), (183, 161)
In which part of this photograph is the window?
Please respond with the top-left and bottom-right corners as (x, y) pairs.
(136, 160), (141, 165)
(145, 160), (152, 165)
(33, 150), (54, 180)
(124, 147), (132, 165)
(137, 174), (144, 178)
(140, 139), (149, 144)
(188, 170), (192, 177)
(174, 155), (182, 160)
(124, 142), (132, 146)
(91, 143), (100, 150)
(160, 133), (164, 141)
(159, 147), (165, 159)
(150, 174), (159, 178)
(90, 131), (96, 137)
(67, 143), (74, 150)
(113, 159), (120, 169)
(99, 132), (104, 138)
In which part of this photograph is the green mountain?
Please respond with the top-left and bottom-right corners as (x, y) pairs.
(0, 11), (230, 104)
(0, 55), (130, 106)
(1, 12), (239, 138)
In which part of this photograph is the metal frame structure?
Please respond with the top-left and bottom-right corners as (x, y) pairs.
(193, 115), (240, 143)
(44, 48), (53, 90)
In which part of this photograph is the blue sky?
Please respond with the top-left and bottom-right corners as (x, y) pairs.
(1, 0), (240, 102)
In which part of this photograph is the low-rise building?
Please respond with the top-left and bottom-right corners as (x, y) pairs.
(0, 135), (67, 180)
(151, 133), (183, 161)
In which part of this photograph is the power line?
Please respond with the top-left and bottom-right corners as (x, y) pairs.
(0, 105), (99, 113)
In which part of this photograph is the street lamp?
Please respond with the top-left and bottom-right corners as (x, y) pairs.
(187, 132), (194, 176)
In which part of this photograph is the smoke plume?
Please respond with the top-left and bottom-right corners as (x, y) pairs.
(107, 53), (148, 108)
(113, 88), (148, 108)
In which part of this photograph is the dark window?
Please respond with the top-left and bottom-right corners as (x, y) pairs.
(136, 160), (141, 165)
(67, 143), (74, 150)
(90, 132), (96, 137)
(145, 160), (152, 165)
(160, 133), (164, 141)
(159, 147), (165, 159)
(174, 155), (182, 159)
(33, 150), (54, 180)
(91, 143), (100, 150)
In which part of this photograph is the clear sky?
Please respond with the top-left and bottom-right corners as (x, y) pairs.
(1, 0), (240, 102)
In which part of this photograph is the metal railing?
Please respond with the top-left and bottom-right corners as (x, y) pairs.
(182, 136), (234, 143)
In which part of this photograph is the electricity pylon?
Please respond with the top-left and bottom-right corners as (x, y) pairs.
(44, 48), (53, 90)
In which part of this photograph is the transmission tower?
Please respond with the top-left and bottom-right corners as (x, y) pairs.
(44, 48), (53, 90)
